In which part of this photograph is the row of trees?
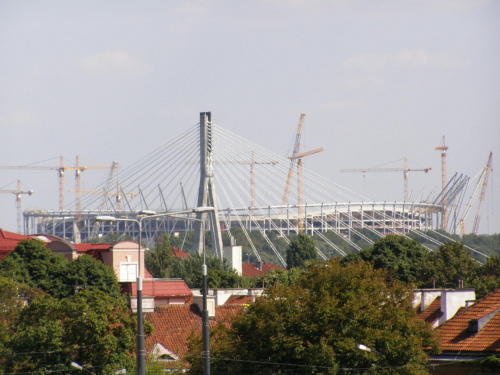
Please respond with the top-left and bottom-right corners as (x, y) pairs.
(341, 236), (500, 299)
(187, 258), (440, 374)
(163, 227), (500, 267)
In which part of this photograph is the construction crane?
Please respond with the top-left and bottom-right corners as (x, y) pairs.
(0, 156), (118, 210)
(283, 114), (324, 231)
(0, 180), (34, 233)
(472, 152), (493, 234)
(435, 136), (449, 230)
(341, 158), (431, 202)
(209, 152), (278, 209)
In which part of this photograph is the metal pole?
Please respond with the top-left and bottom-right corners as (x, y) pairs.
(201, 221), (211, 375)
(136, 220), (145, 375)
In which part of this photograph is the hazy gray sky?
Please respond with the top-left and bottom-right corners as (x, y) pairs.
(1, 0), (499, 234)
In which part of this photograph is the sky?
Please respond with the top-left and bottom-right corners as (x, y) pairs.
(0, 0), (499, 235)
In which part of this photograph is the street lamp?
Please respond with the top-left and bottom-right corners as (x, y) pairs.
(95, 207), (215, 375)
(71, 362), (93, 374)
(159, 207), (214, 375)
(71, 361), (126, 374)
(357, 343), (391, 374)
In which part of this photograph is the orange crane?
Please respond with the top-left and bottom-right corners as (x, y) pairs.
(0, 180), (34, 233)
(341, 158), (432, 202)
(0, 156), (117, 210)
(283, 114), (324, 231)
(435, 136), (448, 230)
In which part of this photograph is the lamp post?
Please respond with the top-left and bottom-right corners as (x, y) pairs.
(357, 344), (391, 374)
(95, 207), (214, 375)
(71, 361), (126, 374)
(150, 207), (214, 375)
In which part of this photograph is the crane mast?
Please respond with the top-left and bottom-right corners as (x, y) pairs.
(472, 152), (493, 234)
(435, 136), (449, 230)
(0, 180), (34, 233)
(283, 114), (324, 232)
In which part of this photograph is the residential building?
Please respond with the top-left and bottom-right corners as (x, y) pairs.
(428, 288), (500, 374)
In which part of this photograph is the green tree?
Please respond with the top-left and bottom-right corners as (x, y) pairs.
(426, 241), (479, 289)
(169, 254), (243, 288)
(0, 278), (43, 371)
(286, 232), (319, 269)
(0, 239), (69, 298)
(188, 259), (439, 374)
(342, 235), (431, 286)
(4, 290), (135, 375)
(66, 254), (122, 299)
(469, 255), (500, 299)
(145, 234), (174, 278)
(0, 239), (123, 300)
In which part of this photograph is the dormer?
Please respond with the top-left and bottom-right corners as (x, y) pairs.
(468, 307), (500, 334)
(104, 241), (145, 282)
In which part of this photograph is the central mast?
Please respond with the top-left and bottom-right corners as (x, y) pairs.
(193, 112), (224, 258)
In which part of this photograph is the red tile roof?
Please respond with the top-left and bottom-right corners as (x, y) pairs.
(144, 303), (244, 364)
(225, 295), (252, 305)
(242, 262), (285, 278)
(130, 280), (192, 298)
(436, 288), (500, 354)
(144, 268), (154, 279)
(0, 229), (62, 258)
(416, 296), (443, 326)
(73, 243), (113, 253)
(172, 247), (189, 259)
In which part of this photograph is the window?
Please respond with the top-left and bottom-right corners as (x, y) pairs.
(120, 263), (137, 282)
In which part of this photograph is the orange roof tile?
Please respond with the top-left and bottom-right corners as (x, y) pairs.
(144, 303), (243, 362)
(73, 243), (113, 252)
(172, 247), (189, 259)
(242, 262), (285, 278)
(436, 288), (500, 353)
(225, 295), (252, 305)
(0, 229), (62, 256)
(130, 280), (192, 298)
(416, 296), (443, 326)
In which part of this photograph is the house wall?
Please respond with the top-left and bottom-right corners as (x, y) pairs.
(223, 245), (242, 275)
(46, 241), (77, 261)
(110, 241), (144, 282)
(440, 289), (476, 325)
(414, 289), (442, 311)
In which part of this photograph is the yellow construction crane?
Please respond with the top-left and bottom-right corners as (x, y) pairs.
(0, 156), (118, 210)
(283, 114), (324, 231)
(435, 136), (448, 230)
(0, 180), (34, 233)
(341, 158), (432, 202)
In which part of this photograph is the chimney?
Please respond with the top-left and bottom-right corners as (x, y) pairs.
(223, 244), (242, 276)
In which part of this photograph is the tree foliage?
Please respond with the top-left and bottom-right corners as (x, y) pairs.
(0, 239), (122, 299)
(145, 234), (174, 278)
(169, 253), (242, 288)
(342, 235), (431, 286)
(188, 259), (439, 374)
(286, 232), (319, 269)
(425, 241), (479, 289)
(3, 290), (135, 374)
(468, 255), (500, 299)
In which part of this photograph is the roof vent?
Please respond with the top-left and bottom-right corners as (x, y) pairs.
(468, 307), (500, 334)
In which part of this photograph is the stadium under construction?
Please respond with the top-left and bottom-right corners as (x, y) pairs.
(21, 113), (491, 267)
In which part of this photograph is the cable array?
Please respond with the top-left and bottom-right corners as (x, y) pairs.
(29, 120), (488, 263)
